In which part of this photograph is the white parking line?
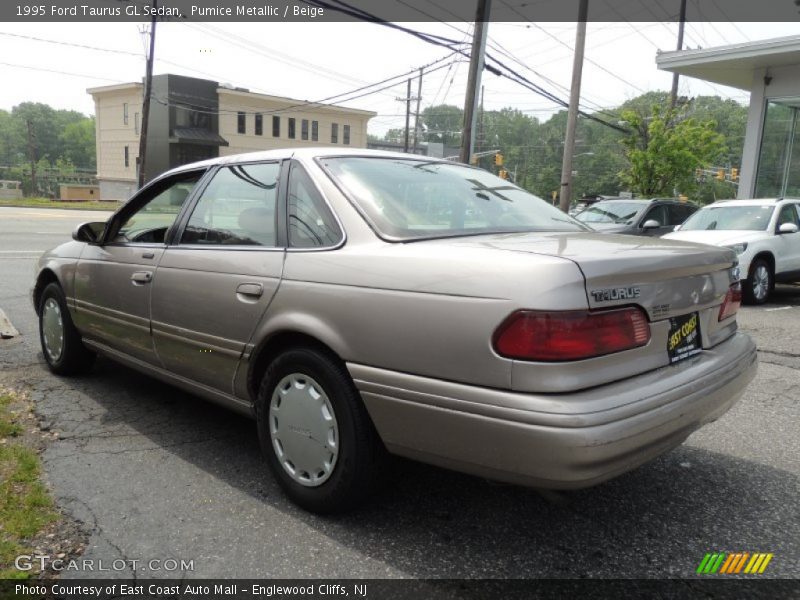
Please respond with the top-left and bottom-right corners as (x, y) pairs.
(765, 306), (792, 311)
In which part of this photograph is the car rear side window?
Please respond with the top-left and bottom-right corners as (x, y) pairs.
(181, 163), (280, 247)
(288, 163), (342, 248)
(668, 204), (695, 225)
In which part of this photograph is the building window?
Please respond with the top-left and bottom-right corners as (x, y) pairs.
(134, 113), (140, 135)
(755, 100), (800, 197)
(312, 120), (318, 141)
(288, 118), (296, 139)
(123, 103), (128, 125)
(255, 113), (263, 136)
(301, 119), (309, 141)
(272, 115), (280, 137)
(124, 146), (129, 168)
(343, 124), (351, 145)
(237, 112), (246, 134)
(331, 123), (338, 144)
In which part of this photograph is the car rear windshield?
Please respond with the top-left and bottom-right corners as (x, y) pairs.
(319, 157), (588, 240)
(679, 204), (775, 231)
(575, 201), (644, 224)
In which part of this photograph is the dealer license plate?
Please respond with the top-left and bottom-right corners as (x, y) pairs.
(667, 312), (702, 364)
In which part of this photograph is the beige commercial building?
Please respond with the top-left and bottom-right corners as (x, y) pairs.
(88, 74), (375, 201)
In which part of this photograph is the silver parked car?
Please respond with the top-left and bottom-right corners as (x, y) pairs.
(33, 149), (757, 512)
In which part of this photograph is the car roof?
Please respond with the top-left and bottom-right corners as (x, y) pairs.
(704, 198), (797, 207)
(158, 147), (440, 178)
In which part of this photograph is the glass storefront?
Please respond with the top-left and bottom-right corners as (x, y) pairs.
(755, 99), (800, 198)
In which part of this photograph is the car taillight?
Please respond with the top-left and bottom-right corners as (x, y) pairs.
(718, 283), (742, 322)
(492, 308), (651, 362)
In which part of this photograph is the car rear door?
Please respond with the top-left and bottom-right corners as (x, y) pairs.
(72, 170), (204, 363)
(149, 160), (286, 394)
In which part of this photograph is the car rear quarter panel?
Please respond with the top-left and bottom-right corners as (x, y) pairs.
(243, 242), (589, 391)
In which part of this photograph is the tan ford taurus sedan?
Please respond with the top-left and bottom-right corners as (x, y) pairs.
(33, 149), (757, 512)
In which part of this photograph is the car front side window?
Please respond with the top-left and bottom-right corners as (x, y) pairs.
(113, 173), (202, 244)
(181, 162), (280, 247)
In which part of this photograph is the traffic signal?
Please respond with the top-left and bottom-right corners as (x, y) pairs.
(716, 169), (725, 181)
(499, 169), (508, 180)
(495, 152), (504, 166)
(731, 167), (739, 181)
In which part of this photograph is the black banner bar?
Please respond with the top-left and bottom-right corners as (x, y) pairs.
(4, 0), (800, 22)
(2, 579), (799, 600)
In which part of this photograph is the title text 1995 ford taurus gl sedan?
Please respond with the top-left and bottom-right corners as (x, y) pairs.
(33, 149), (757, 513)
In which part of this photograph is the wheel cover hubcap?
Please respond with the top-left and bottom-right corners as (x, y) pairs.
(42, 298), (64, 362)
(753, 265), (769, 300)
(269, 373), (339, 487)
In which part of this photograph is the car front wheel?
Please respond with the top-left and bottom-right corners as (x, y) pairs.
(255, 347), (383, 513)
(38, 282), (96, 375)
(744, 258), (772, 305)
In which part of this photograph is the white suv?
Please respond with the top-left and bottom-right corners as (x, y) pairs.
(663, 198), (800, 304)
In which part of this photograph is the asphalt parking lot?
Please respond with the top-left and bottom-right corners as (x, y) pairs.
(0, 206), (798, 580)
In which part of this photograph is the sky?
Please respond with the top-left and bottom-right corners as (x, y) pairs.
(1, 20), (799, 137)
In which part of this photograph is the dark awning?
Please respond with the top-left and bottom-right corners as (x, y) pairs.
(170, 128), (229, 147)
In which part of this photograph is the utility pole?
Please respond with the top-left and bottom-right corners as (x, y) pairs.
(412, 67), (423, 154)
(25, 118), (36, 196)
(137, 0), (157, 189)
(669, 0), (688, 109)
(558, 0), (588, 214)
(477, 85), (485, 157)
(459, 0), (492, 164)
(404, 78), (411, 153)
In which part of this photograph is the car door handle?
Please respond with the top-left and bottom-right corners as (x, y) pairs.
(131, 271), (153, 285)
(236, 282), (263, 298)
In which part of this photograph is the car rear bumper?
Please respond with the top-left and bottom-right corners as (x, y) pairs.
(349, 332), (757, 489)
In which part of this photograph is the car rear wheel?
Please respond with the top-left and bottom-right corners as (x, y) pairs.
(255, 347), (383, 513)
(744, 258), (772, 305)
(38, 282), (96, 375)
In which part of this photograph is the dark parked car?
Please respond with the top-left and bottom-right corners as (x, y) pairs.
(575, 198), (698, 236)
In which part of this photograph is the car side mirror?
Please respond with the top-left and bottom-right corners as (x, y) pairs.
(642, 219), (661, 229)
(72, 221), (106, 244)
(778, 222), (799, 234)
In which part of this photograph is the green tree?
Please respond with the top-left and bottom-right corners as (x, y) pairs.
(619, 104), (725, 197)
(421, 104), (463, 147)
(60, 118), (96, 169)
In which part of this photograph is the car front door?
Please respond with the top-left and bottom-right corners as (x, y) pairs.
(72, 171), (204, 363)
(774, 203), (800, 277)
(149, 161), (285, 394)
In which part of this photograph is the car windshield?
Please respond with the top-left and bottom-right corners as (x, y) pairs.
(319, 157), (589, 240)
(679, 204), (775, 231)
(575, 201), (644, 224)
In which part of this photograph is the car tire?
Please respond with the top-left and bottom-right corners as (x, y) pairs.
(38, 282), (96, 375)
(743, 258), (772, 305)
(255, 346), (383, 513)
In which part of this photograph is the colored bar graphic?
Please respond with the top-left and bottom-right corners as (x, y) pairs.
(697, 553), (713, 574)
(698, 552), (773, 575)
(734, 552), (750, 573)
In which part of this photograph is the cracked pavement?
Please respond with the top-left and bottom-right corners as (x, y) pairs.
(0, 207), (798, 580)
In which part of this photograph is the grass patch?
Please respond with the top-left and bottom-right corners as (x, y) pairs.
(0, 197), (117, 211)
(0, 392), (58, 579)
